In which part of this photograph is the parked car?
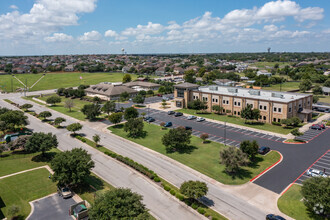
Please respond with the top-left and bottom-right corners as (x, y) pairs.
(187, 115), (197, 120)
(174, 112), (183, 117)
(318, 124), (326, 129)
(143, 116), (152, 121)
(114, 109), (123, 113)
(306, 168), (327, 177)
(157, 94), (162, 97)
(310, 124), (322, 130)
(196, 117), (205, 122)
(258, 146), (270, 155)
(164, 122), (172, 127)
(185, 126), (192, 130)
(266, 214), (286, 220)
(162, 97), (169, 101)
(168, 111), (175, 115)
(58, 186), (73, 199)
(147, 117), (155, 122)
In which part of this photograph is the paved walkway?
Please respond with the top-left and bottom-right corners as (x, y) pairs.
(299, 113), (330, 133)
(0, 165), (53, 180)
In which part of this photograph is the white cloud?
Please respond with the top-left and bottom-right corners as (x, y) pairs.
(78, 30), (102, 41)
(9, 5), (18, 10)
(44, 33), (73, 42)
(105, 30), (118, 37)
(121, 22), (164, 36)
(264, 24), (278, 32)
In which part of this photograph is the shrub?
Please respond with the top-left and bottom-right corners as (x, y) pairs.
(212, 217), (218, 220)
(272, 121), (281, 126)
(191, 203), (199, 210)
(164, 185), (171, 191)
(176, 193), (184, 201)
(205, 213), (210, 217)
(153, 176), (161, 182)
(170, 189), (176, 196)
(197, 207), (206, 214)
(326, 121), (330, 126)
(185, 199), (192, 206)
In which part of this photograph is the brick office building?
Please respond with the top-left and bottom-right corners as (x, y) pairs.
(174, 83), (313, 123)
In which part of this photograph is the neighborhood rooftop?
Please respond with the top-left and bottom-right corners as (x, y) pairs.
(196, 85), (311, 103)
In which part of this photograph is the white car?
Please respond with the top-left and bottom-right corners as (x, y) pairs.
(306, 169), (327, 178)
(187, 115), (197, 120)
(58, 186), (73, 198)
(196, 117), (205, 122)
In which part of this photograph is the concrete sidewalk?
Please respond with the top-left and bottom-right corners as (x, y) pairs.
(0, 165), (53, 180)
(299, 113), (330, 133)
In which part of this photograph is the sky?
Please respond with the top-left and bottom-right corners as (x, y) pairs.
(0, 0), (329, 55)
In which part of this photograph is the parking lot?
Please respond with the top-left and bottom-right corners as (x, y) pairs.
(147, 109), (286, 147)
(297, 127), (329, 142)
(294, 150), (330, 185)
(28, 193), (76, 220)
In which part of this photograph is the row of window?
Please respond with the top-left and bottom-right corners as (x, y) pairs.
(273, 118), (281, 122)
(273, 107), (282, 113)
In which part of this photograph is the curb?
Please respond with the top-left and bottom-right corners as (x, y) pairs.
(250, 150), (283, 183)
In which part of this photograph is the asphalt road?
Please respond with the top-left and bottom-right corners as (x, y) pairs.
(0, 98), (202, 220)
(1, 93), (268, 220)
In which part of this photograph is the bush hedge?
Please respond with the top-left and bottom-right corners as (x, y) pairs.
(170, 189), (176, 196)
(191, 203), (199, 210)
(197, 207), (206, 214)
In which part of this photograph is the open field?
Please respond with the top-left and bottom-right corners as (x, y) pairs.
(109, 123), (280, 185)
(0, 72), (137, 92)
(277, 184), (313, 220)
(317, 95), (330, 104)
(0, 149), (60, 177)
(176, 109), (296, 135)
(0, 168), (57, 219)
(261, 81), (301, 92)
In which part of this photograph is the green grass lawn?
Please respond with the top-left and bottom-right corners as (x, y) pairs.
(176, 109), (294, 135)
(0, 149), (60, 177)
(0, 72), (138, 92)
(261, 81), (301, 92)
(250, 62), (293, 69)
(109, 123), (280, 185)
(0, 168), (57, 219)
(317, 95), (330, 104)
(278, 184), (314, 220)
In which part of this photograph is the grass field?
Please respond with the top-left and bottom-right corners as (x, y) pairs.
(0, 72), (137, 92)
(277, 184), (313, 220)
(261, 81), (301, 92)
(318, 95), (330, 104)
(0, 168), (57, 219)
(0, 149), (60, 177)
(108, 123), (280, 185)
(176, 109), (295, 135)
(250, 62), (293, 69)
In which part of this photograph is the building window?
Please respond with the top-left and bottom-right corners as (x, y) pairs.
(223, 100), (226, 104)
(238, 102), (241, 106)
(226, 100), (229, 104)
(308, 101), (310, 105)
(203, 97), (208, 101)
(264, 106), (267, 110)
(177, 89), (184, 98)
(263, 116), (266, 120)
(234, 111), (237, 115)
(259, 105), (262, 110)
(234, 101), (237, 106)
(212, 98), (218, 103)
(223, 109), (225, 113)
(237, 112), (240, 115)
(278, 108), (282, 113)
(299, 104), (302, 107)
(273, 118), (276, 122)
(274, 107), (277, 112)
(278, 118), (281, 122)
(259, 115), (262, 119)
(289, 107), (292, 112)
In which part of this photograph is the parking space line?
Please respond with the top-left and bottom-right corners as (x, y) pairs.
(319, 157), (330, 162)
(315, 161), (329, 166)
(313, 164), (329, 170)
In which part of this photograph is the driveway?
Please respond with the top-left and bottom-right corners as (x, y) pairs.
(28, 193), (76, 220)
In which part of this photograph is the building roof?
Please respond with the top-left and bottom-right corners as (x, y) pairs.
(195, 85), (311, 103)
(85, 84), (138, 96)
(322, 87), (330, 93)
(123, 81), (160, 88)
(174, 82), (199, 89)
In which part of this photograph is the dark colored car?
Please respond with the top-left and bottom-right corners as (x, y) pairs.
(319, 124), (325, 129)
(266, 214), (286, 220)
(168, 111), (175, 115)
(147, 117), (155, 122)
(157, 94), (162, 97)
(164, 122), (172, 127)
(310, 124), (322, 130)
(185, 126), (192, 130)
(114, 109), (123, 113)
(144, 116), (152, 121)
(258, 146), (270, 155)
(174, 112), (183, 117)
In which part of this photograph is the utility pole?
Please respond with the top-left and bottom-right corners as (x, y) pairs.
(224, 121), (226, 146)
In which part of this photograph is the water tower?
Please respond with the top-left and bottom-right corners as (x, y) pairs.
(267, 47), (271, 53)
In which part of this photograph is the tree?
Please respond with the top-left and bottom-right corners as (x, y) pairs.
(54, 117), (66, 126)
(187, 99), (207, 112)
(239, 140), (259, 161)
(108, 112), (123, 125)
(0, 110), (28, 130)
(102, 101), (116, 115)
(120, 91), (130, 101)
(180, 180), (208, 201)
(122, 74), (132, 83)
(220, 147), (248, 173)
(25, 132), (58, 156)
(241, 104), (260, 122)
(158, 86), (166, 94)
(21, 103), (33, 112)
(301, 177), (330, 218)
(8, 205), (20, 219)
(51, 148), (95, 186)
(313, 96), (319, 104)
(200, 133), (209, 143)
(312, 85), (323, 95)
(138, 90), (147, 97)
(124, 118), (144, 138)
(161, 99), (167, 108)
(46, 96), (61, 106)
(183, 69), (196, 83)
(133, 94), (145, 104)
(39, 111), (52, 121)
(89, 188), (150, 220)
(81, 104), (101, 120)
(124, 107), (139, 120)
(56, 88), (65, 96)
(92, 96), (101, 104)
(291, 128), (303, 137)
(147, 90), (154, 96)
(162, 127), (192, 152)
(324, 79), (330, 87)
(64, 99), (75, 112)
(299, 79), (312, 92)
(212, 105), (223, 115)
(66, 123), (83, 135)
(93, 134), (100, 147)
